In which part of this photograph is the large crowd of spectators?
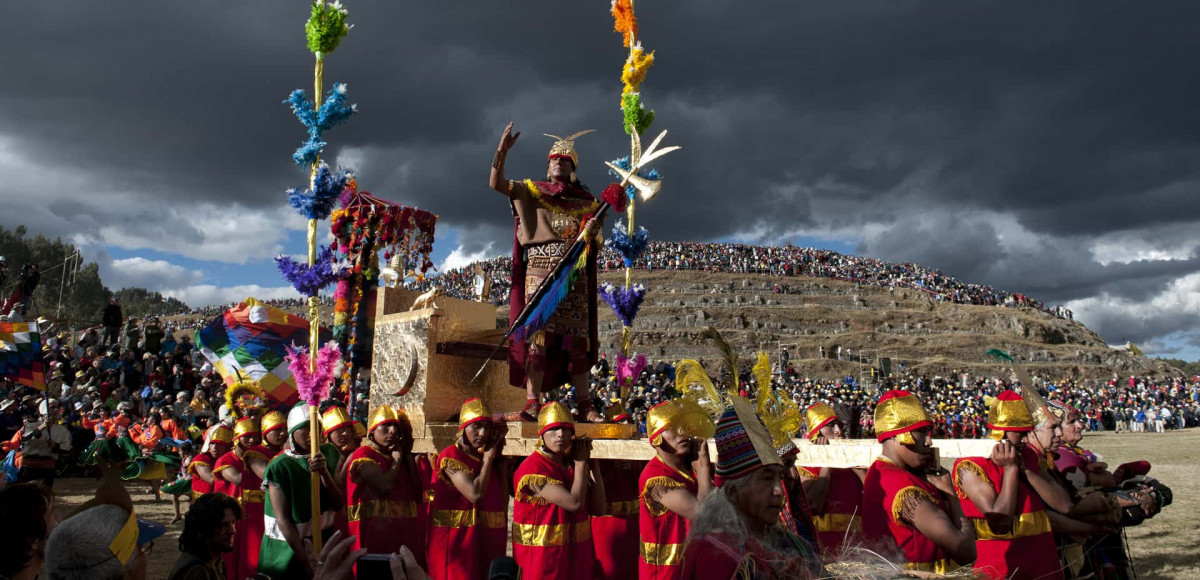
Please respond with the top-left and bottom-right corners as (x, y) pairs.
(561, 351), (1200, 440)
(407, 241), (1074, 320)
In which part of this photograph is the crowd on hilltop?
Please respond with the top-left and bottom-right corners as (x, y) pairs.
(557, 350), (1200, 440)
(407, 241), (1074, 320)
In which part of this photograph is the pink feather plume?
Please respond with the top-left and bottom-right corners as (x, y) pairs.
(286, 341), (342, 406)
(616, 353), (648, 388)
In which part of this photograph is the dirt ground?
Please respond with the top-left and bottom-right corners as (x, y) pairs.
(46, 429), (1199, 579)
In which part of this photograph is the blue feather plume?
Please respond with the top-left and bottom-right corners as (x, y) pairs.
(275, 245), (347, 297)
(286, 82), (358, 167)
(605, 219), (650, 267)
(516, 242), (591, 337)
(286, 161), (350, 219)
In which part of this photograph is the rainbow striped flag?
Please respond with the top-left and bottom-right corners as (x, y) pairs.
(195, 297), (330, 407)
(0, 321), (46, 390)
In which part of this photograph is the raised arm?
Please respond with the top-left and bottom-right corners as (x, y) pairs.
(490, 122), (530, 198)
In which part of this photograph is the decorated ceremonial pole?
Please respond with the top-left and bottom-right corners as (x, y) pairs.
(279, 0), (353, 554)
(605, 0), (676, 403)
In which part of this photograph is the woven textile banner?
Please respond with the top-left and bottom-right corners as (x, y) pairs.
(0, 321), (46, 390)
(195, 297), (330, 407)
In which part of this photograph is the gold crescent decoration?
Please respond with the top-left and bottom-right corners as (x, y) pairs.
(391, 342), (421, 397)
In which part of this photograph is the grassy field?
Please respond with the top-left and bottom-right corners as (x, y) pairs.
(47, 429), (1199, 579)
(1082, 430), (1200, 580)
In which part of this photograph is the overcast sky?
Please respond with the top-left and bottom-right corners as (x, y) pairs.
(3, 1), (1200, 358)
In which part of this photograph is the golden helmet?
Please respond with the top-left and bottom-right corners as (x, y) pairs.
(804, 402), (838, 441)
(459, 398), (492, 431)
(368, 405), (402, 433)
(873, 390), (931, 445)
(233, 417), (260, 440)
(538, 401), (574, 437)
(260, 411), (287, 436)
(321, 406), (353, 437)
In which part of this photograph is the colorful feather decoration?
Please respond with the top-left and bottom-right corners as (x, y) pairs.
(287, 162), (350, 219)
(286, 83), (358, 167)
(517, 241), (592, 337)
(285, 341), (342, 406)
(616, 352), (648, 388)
(275, 245), (347, 297)
(605, 219), (649, 266)
(599, 282), (647, 326)
(610, 0), (637, 47)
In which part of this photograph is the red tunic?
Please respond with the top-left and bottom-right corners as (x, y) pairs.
(215, 448), (269, 580)
(862, 457), (960, 574)
(345, 445), (426, 566)
(638, 456), (697, 580)
(952, 452), (1062, 580)
(798, 466), (863, 557)
(593, 459), (640, 580)
(426, 444), (508, 580)
(188, 452), (216, 500)
(512, 449), (593, 580)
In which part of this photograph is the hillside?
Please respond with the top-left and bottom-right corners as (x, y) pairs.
(499, 270), (1177, 380)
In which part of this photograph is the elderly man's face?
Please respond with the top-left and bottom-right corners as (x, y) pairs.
(729, 465), (786, 526)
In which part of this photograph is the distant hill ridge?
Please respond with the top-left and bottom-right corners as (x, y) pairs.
(409, 241), (1173, 379)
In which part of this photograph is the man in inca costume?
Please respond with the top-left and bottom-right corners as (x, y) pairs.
(490, 122), (605, 422)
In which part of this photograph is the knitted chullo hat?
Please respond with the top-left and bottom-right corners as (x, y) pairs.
(713, 396), (781, 487)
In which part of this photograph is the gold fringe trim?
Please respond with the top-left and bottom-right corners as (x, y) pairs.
(953, 459), (991, 500)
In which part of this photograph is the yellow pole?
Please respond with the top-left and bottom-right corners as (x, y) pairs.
(621, 7), (638, 357)
(307, 17), (326, 555)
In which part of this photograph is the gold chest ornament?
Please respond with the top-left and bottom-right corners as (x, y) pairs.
(550, 213), (580, 240)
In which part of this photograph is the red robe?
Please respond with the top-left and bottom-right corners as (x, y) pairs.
(345, 445), (426, 566)
(188, 452), (216, 500)
(638, 456), (696, 580)
(512, 448), (593, 580)
(426, 444), (508, 580)
(592, 459), (640, 580)
(953, 451), (1062, 580)
(862, 456), (960, 574)
(215, 447), (269, 580)
(798, 466), (863, 557)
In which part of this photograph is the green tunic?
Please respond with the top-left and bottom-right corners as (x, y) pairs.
(257, 443), (340, 579)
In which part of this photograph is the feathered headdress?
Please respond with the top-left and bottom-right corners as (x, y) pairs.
(749, 351), (802, 456)
(224, 378), (266, 420)
(702, 326), (740, 389)
(675, 359), (725, 420)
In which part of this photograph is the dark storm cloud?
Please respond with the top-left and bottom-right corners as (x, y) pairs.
(2, 1), (1200, 345)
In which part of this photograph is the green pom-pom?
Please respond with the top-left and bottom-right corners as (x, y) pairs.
(306, 1), (351, 57)
(621, 92), (655, 135)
